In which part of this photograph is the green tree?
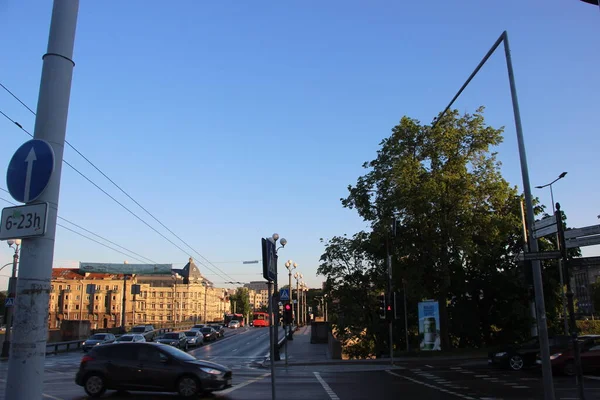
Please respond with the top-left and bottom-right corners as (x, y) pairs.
(330, 107), (563, 351)
(230, 288), (251, 320)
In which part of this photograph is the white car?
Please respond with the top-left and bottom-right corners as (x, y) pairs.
(228, 320), (240, 329)
(184, 330), (204, 347)
(115, 334), (146, 343)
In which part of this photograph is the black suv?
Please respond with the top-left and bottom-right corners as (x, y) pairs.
(156, 332), (189, 350)
(75, 342), (232, 398)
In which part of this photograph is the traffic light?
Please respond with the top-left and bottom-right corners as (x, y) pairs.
(283, 302), (293, 324)
(377, 295), (386, 319)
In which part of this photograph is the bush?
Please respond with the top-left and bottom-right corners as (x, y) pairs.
(576, 320), (600, 335)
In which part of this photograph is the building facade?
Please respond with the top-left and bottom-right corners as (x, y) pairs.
(49, 258), (230, 330)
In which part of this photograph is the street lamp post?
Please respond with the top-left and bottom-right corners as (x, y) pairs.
(323, 293), (328, 322)
(294, 272), (300, 326)
(1, 239), (21, 358)
(536, 171), (569, 335)
(202, 281), (208, 323)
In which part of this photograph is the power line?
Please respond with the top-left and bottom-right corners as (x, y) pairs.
(0, 83), (241, 283)
(0, 196), (152, 264)
(0, 106), (236, 283)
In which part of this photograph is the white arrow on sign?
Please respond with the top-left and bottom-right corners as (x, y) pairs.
(23, 147), (37, 202)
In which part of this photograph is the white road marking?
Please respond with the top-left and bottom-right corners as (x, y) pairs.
(386, 370), (475, 400)
(217, 372), (270, 395)
(425, 364), (434, 368)
(512, 386), (530, 389)
(42, 394), (64, 400)
(314, 371), (340, 400)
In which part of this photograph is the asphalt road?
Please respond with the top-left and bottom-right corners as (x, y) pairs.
(1, 330), (599, 400)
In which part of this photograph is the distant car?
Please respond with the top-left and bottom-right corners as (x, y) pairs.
(184, 330), (204, 347)
(115, 334), (146, 343)
(82, 333), (116, 352)
(190, 324), (206, 332)
(130, 325), (156, 341)
(228, 320), (240, 329)
(157, 332), (189, 350)
(75, 342), (232, 398)
(201, 327), (218, 342)
(489, 335), (571, 371)
(210, 324), (226, 338)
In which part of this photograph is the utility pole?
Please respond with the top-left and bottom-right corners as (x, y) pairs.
(121, 274), (128, 329)
(5, 2), (79, 399)
(1, 239), (20, 358)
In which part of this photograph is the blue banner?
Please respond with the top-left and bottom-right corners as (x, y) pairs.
(418, 300), (441, 351)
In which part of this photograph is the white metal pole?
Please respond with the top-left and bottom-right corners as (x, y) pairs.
(5, 2), (79, 399)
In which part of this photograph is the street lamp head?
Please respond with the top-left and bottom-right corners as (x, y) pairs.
(534, 185), (543, 189)
(559, 171), (567, 179)
(280, 238), (287, 247)
(7, 239), (15, 247)
(294, 272), (299, 279)
(272, 233), (279, 242)
(293, 262), (298, 268)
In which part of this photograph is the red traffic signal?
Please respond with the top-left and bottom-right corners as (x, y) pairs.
(284, 303), (292, 311)
(283, 302), (293, 324)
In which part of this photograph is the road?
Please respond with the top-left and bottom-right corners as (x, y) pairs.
(0, 328), (599, 399)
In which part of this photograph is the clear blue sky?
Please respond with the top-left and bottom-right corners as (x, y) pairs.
(0, 0), (599, 291)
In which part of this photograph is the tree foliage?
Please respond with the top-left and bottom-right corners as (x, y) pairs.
(230, 288), (251, 318)
(319, 107), (568, 355)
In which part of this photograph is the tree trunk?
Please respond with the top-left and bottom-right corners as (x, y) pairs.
(438, 293), (450, 351)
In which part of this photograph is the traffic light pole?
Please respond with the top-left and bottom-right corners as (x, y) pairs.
(267, 280), (276, 399)
(386, 238), (393, 366)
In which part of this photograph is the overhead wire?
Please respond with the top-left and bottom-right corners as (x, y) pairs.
(0, 196), (152, 264)
(0, 102), (237, 283)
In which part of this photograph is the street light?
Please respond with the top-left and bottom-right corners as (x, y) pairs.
(323, 293), (328, 321)
(535, 171), (569, 335)
(1, 239), (21, 358)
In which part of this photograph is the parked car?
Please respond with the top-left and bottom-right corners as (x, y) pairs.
(228, 320), (240, 329)
(190, 324), (206, 332)
(156, 332), (189, 350)
(488, 335), (571, 371)
(200, 327), (218, 342)
(115, 334), (146, 343)
(130, 324), (157, 341)
(82, 333), (116, 352)
(75, 342), (232, 398)
(210, 324), (226, 338)
(184, 330), (204, 347)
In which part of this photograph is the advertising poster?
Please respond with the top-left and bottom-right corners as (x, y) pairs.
(418, 300), (441, 351)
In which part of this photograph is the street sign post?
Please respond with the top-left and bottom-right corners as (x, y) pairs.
(6, 139), (55, 204)
(0, 203), (48, 240)
(279, 288), (289, 301)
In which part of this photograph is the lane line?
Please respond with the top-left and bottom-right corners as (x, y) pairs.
(217, 372), (270, 395)
(425, 364), (433, 368)
(386, 370), (475, 400)
(42, 394), (65, 400)
(314, 372), (340, 400)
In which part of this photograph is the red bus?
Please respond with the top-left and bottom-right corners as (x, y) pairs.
(252, 312), (269, 327)
(224, 313), (245, 327)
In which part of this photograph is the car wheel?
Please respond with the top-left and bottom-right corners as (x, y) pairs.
(84, 373), (106, 398)
(177, 375), (200, 398)
(563, 361), (576, 376)
(509, 354), (524, 371)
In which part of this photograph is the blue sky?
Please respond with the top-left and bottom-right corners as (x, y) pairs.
(0, 0), (599, 291)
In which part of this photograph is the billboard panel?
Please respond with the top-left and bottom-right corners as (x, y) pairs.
(79, 262), (172, 275)
(418, 300), (441, 351)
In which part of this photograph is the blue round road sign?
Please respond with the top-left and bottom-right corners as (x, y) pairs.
(6, 139), (55, 203)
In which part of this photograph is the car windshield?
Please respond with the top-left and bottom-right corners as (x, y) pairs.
(117, 336), (133, 342)
(89, 334), (106, 340)
(230, 320), (238, 324)
(163, 333), (179, 339)
(211, 325), (220, 329)
(201, 328), (212, 333)
(131, 327), (145, 333)
(159, 343), (197, 361)
(184, 331), (197, 337)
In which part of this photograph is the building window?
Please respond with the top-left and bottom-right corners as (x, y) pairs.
(66, 285), (70, 290)
(95, 285), (100, 291)
(151, 292), (156, 298)
(95, 295), (99, 300)
(112, 296), (116, 300)
(112, 305), (115, 310)
(113, 285), (118, 291)
(167, 316), (171, 321)
(159, 304), (164, 309)
(94, 305), (98, 310)
(159, 292), (164, 298)
(86, 295), (90, 300)
(64, 304), (68, 310)
(105, 285), (109, 290)
(65, 295), (69, 300)
(59, 285), (63, 290)
(75, 305), (79, 310)
(76, 295), (80, 300)
(78, 285), (82, 290)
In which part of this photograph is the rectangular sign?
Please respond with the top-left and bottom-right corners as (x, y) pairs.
(564, 224), (600, 240)
(523, 251), (562, 261)
(533, 224), (558, 239)
(79, 262), (172, 275)
(131, 284), (141, 295)
(261, 238), (277, 281)
(565, 235), (600, 249)
(418, 301), (440, 351)
(0, 203), (48, 240)
(534, 216), (556, 231)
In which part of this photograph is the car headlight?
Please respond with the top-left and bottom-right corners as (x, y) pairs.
(550, 353), (562, 360)
(495, 352), (507, 357)
(200, 367), (222, 375)
(95, 342), (100, 345)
